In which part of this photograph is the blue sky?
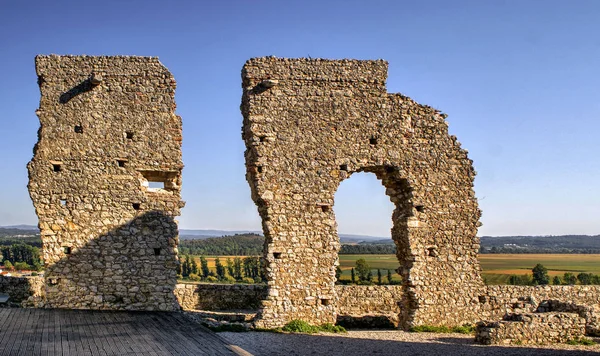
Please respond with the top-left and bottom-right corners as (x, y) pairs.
(1, 0), (599, 237)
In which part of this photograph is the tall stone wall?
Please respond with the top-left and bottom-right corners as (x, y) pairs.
(241, 57), (484, 328)
(28, 55), (184, 310)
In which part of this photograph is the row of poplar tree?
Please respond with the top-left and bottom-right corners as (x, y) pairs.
(178, 255), (265, 283)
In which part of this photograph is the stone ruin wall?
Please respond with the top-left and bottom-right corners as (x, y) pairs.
(18, 55), (599, 329)
(241, 57), (485, 328)
(28, 55), (184, 310)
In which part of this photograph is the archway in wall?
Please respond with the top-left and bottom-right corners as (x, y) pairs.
(334, 171), (399, 285)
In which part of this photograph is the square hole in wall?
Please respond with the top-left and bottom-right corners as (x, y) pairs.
(117, 160), (126, 168)
(74, 125), (83, 133)
(63, 246), (72, 255)
(320, 205), (330, 213)
(148, 181), (165, 190)
(272, 252), (282, 259)
(126, 131), (134, 139)
(415, 205), (425, 213)
(369, 137), (378, 145)
(132, 203), (141, 210)
(52, 164), (61, 172)
(154, 248), (161, 256)
(339, 164), (348, 171)
(427, 247), (438, 257)
(321, 298), (331, 306)
(259, 136), (267, 142)
(139, 170), (179, 192)
(257, 166), (263, 173)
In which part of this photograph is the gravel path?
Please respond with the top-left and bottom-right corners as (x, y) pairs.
(219, 330), (600, 356)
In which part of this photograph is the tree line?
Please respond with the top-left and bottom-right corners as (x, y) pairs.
(178, 255), (265, 284)
(337, 258), (400, 286)
(0, 244), (42, 271)
(506, 264), (600, 286)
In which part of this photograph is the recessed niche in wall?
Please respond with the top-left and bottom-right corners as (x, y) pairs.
(415, 205), (425, 213)
(132, 203), (141, 210)
(273, 252), (282, 259)
(126, 131), (134, 139)
(117, 159), (126, 168)
(74, 125), (83, 133)
(154, 248), (161, 256)
(52, 164), (61, 172)
(369, 137), (378, 145)
(339, 164), (348, 171)
(63, 246), (72, 254)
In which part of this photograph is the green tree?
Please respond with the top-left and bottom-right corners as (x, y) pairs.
(335, 266), (342, 281)
(563, 272), (577, 285)
(577, 273), (593, 285)
(215, 257), (225, 280)
(199, 256), (208, 279)
(532, 264), (549, 285)
(182, 255), (191, 277)
(226, 258), (234, 277)
(3, 260), (13, 270)
(233, 257), (243, 280)
(377, 269), (382, 285)
(387, 269), (393, 284)
(14, 261), (30, 271)
(350, 268), (356, 283)
(355, 259), (371, 282)
(552, 275), (561, 285)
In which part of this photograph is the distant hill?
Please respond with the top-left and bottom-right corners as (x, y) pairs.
(479, 235), (600, 253)
(2, 225), (598, 253)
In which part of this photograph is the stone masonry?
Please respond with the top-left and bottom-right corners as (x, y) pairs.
(28, 55), (184, 310)
(241, 57), (484, 328)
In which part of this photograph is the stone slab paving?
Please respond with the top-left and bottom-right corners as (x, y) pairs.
(0, 309), (242, 355)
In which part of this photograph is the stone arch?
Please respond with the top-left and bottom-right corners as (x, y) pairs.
(241, 57), (484, 328)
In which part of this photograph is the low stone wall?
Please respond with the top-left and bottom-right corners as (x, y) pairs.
(175, 283), (405, 327)
(335, 285), (403, 328)
(482, 285), (600, 321)
(0, 276), (44, 305)
(476, 312), (586, 345)
(174, 283), (267, 311)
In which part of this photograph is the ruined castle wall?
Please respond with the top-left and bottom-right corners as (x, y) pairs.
(482, 285), (600, 321)
(241, 57), (484, 328)
(174, 283), (404, 325)
(0, 276), (44, 304)
(175, 283), (267, 311)
(28, 55), (184, 310)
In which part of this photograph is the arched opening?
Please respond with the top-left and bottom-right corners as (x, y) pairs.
(334, 172), (400, 285)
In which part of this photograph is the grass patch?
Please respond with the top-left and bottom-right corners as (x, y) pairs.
(566, 337), (596, 346)
(410, 324), (475, 334)
(281, 320), (346, 334)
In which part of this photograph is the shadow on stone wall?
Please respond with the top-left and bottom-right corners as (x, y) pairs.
(58, 78), (95, 104)
(42, 211), (181, 311)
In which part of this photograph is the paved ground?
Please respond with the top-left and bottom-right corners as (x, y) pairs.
(0, 308), (241, 356)
(220, 330), (600, 356)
